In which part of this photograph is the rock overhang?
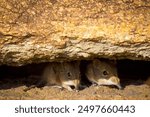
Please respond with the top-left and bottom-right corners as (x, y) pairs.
(0, 0), (150, 66)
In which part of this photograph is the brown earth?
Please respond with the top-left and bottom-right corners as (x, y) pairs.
(0, 77), (150, 100)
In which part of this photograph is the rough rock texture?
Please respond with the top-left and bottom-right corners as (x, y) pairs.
(0, 0), (150, 66)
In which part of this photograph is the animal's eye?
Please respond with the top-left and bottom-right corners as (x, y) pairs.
(67, 72), (71, 77)
(103, 71), (109, 76)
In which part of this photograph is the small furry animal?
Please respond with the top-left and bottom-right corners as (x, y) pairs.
(24, 61), (80, 91)
(145, 76), (150, 86)
(85, 59), (121, 89)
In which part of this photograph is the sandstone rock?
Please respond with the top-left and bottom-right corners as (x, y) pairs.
(0, 0), (150, 66)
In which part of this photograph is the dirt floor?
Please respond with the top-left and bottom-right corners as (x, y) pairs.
(0, 77), (150, 100)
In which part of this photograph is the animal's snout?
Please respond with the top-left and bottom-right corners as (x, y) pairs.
(110, 76), (122, 89)
(63, 80), (80, 91)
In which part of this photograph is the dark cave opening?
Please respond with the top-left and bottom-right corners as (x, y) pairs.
(117, 59), (150, 87)
(0, 59), (150, 90)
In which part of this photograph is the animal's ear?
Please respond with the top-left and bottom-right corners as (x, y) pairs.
(60, 62), (66, 70)
(75, 61), (80, 67)
(109, 60), (117, 65)
(93, 59), (100, 66)
(52, 65), (57, 74)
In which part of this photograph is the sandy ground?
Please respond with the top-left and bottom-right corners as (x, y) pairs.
(0, 77), (150, 100)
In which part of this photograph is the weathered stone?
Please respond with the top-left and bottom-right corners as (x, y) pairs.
(0, 0), (150, 66)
